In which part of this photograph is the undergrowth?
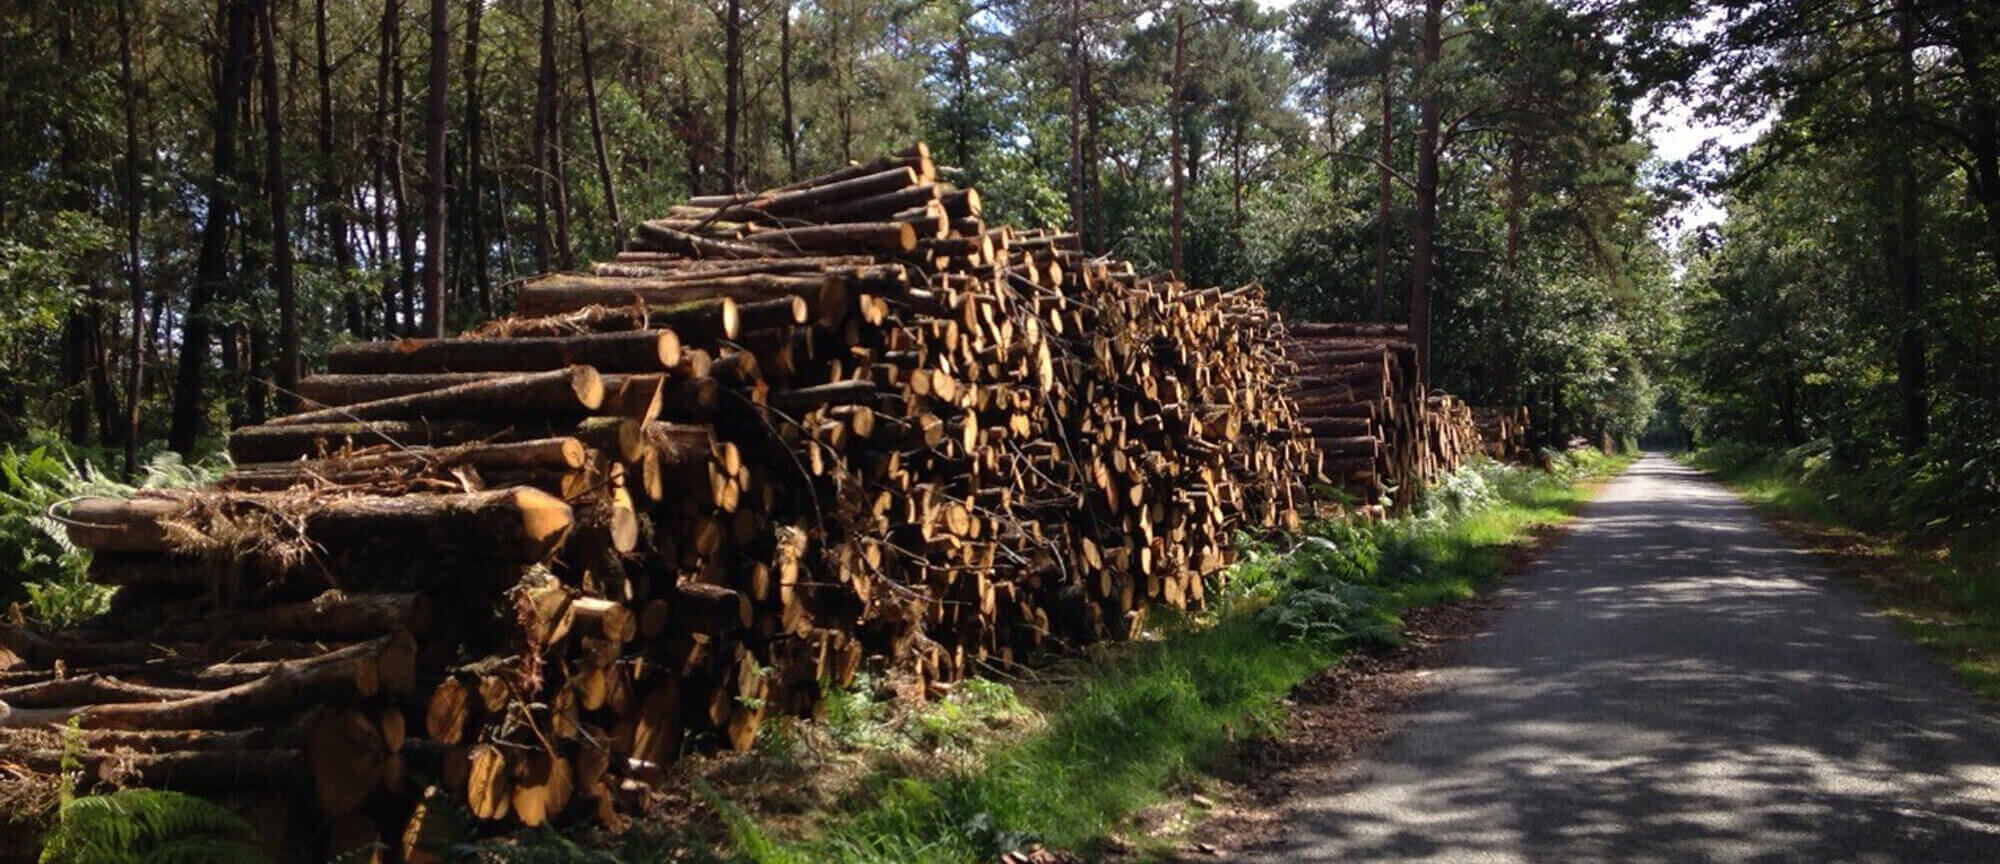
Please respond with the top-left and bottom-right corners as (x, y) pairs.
(32, 720), (268, 864)
(0, 443), (226, 626)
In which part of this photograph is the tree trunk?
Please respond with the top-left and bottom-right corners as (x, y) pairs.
(576, 0), (620, 227)
(1231, 116), (1246, 233)
(170, 0), (255, 454)
(1501, 138), (1523, 402)
(1410, 0), (1443, 384)
(1066, 0), (1084, 244)
(259, 0), (300, 411)
(780, 2), (797, 182)
(55, 12), (92, 447)
(392, 34), (417, 334)
(420, 0), (448, 337)
(1169, 8), (1186, 277)
(117, 0), (146, 476)
(373, 0), (402, 335)
(462, 0), (490, 315)
(318, 0), (363, 339)
(1374, 48), (1392, 321)
(532, 0), (557, 271)
(1893, 0), (1927, 454)
(722, 0), (742, 192)
(551, 94), (575, 269)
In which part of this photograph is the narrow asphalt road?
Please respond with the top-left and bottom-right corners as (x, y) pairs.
(1255, 454), (2000, 863)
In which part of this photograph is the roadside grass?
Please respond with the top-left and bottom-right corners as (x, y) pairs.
(1686, 444), (2000, 701)
(701, 448), (1630, 864)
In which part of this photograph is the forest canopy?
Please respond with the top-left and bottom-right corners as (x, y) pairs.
(0, 0), (1993, 481)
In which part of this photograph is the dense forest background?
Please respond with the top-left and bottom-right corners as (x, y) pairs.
(0, 0), (1994, 488)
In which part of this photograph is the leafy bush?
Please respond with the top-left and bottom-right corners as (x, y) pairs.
(0, 445), (225, 626)
(1240, 520), (1400, 646)
(37, 789), (266, 864)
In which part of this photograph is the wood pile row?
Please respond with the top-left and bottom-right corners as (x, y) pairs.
(0, 142), (1316, 861)
(1284, 321), (1490, 510)
(1471, 405), (1532, 462)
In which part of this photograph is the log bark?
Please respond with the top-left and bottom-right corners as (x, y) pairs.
(328, 332), (680, 375)
(517, 273), (855, 324)
(63, 487), (571, 562)
(228, 416), (638, 464)
(741, 222), (917, 254)
(268, 367), (605, 426)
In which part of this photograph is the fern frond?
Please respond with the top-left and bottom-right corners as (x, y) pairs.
(38, 789), (265, 864)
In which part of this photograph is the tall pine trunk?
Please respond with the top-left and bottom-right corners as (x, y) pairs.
(258, 0), (299, 410)
(1410, 0), (1443, 384)
(419, 0), (448, 336)
(372, 0), (402, 334)
(170, 0), (255, 454)
(117, 0), (146, 474)
(463, 0), (490, 313)
(54, 12), (100, 446)
(318, 0), (362, 337)
(1374, 54), (1392, 321)
(392, 32), (417, 334)
(722, 0), (741, 192)
(552, 94), (574, 268)
(781, 3), (797, 181)
(576, 0), (619, 227)
(1066, 0), (1084, 246)
(1893, 0), (1927, 453)
(1501, 139), (1524, 402)
(531, 0), (557, 270)
(1168, 8), (1186, 277)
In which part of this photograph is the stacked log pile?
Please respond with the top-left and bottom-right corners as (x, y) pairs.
(1472, 405), (1532, 462)
(0, 142), (1316, 860)
(1284, 321), (1490, 509)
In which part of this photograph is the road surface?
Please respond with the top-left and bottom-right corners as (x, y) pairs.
(1255, 454), (2000, 863)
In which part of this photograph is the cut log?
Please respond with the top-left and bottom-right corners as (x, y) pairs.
(517, 273), (855, 324)
(327, 332), (680, 375)
(226, 438), (587, 482)
(308, 706), (386, 817)
(741, 222), (918, 254)
(471, 297), (740, 342)
(64, 488), (572, 563)
(267, 367), (605, 426)
(0, 632), (417, 730)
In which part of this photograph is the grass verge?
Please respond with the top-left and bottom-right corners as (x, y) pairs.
(1686, 444), (2000, 701)
(702, 449), (1630, 864)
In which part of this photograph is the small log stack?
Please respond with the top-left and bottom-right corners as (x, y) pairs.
(1471, 405), (1532, 462)
(1284, 321), (1494, 510)
(0, 142), (1317, 860)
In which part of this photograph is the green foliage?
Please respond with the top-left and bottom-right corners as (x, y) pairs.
(37, 789), (265, 864)
(0, 444), (225, 625)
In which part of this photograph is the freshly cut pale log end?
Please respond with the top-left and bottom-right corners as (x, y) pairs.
(510, 750), (575, 828)
(426, 678), (470, 745)
(512, 487), (577, 561)
(654, 330), (683, 371)
(466, 744), (511, 821)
